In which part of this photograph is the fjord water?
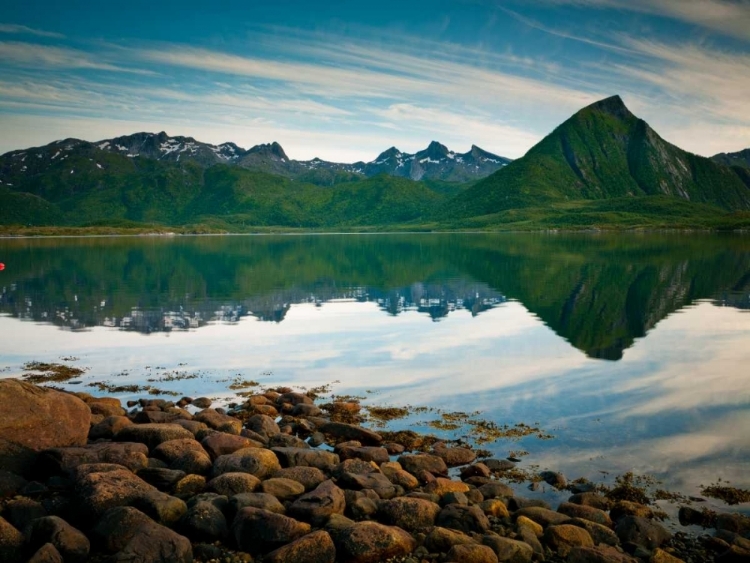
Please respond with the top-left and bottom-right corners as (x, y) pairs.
(1, 233), (749, 513)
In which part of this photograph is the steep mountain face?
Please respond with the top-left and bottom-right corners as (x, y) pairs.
(443, 96), (750, 218)
(712, 149), (750, 169)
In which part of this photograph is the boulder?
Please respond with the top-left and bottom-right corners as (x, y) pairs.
(540, 470), (567, 489)
(426, 477), (470, 497)
(89, 416), (133, 440)
(129, 490), (187, 526)
(0, 516), (25, 563)
(213, 448), (280, 478)
(514, 506), (571, 528)
(115, 424), (194, 450)
(0, 470), (27, 498)
(74, 466), (157, 519)
(180, 500), (228, 542)
(268, 433), (310, 449)
(434, 445), (477, 467)
(230, 492), (286, 516)
(569, 492), (612, 511)
(27, 543), (64, 563)
(338, 446), (390, 465)
(544, 524), (594, 557)
(261, 477), (306, 500)
(245, 414), (281, 437)
(377, 497), (441, 531)
(273, 466), (327, 491)
(424, 526), (476, 552)
(201, 433), (261, 460)
(318, 422), (383, 445)
(558, 502), (613, 527)
(40, 442), (149, 475)
(482, 535), (534, 563)
(478, 482), (514, 499)
(265, 530), (336, 563)
(273, 447), (340, 471)
(0, 381), (90, 476)
(480, 499), (510, 519)
(207, 472), (260, 496)
(334, 521), (416, 563)
(288, 480), (346, 526)
(26, 516), (90, 563)
(193, 409), (242, 434)
(397, 453), (448, 476)
(338, 471), (397, 499)
(437, 504), (491, 534)
(137, 467), (186, 491)
(232, 507), (311, 554)
(568, 517), (620, 547)
(615, 516), (671, 551)
(3, 497), (47, 531)
(447, 544), (499, 563)
(566, 545), (639, 562)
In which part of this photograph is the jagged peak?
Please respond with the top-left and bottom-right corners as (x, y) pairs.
(583, 95), (634, 120)
(425, 141), (449, 155)
(248, 142), (288, 160)
(373, 146), (402, 162)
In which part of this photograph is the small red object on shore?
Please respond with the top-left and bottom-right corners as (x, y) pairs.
(0, 263), (4, 271)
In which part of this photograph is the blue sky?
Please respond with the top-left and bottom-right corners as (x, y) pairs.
(1, 0), (749, 161)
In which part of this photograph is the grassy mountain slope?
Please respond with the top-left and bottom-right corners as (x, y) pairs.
(712, 148), (750, 169)
(440, 96), (750, 219)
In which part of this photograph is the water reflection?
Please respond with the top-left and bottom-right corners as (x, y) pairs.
(1, 234), (748, 359)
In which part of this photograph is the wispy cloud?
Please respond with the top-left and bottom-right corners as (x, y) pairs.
(0, 23), (65, 39)
(0, 41), (154, 74)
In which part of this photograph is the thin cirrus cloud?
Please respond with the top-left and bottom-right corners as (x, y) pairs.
(0, 41), (154, 74)
(0, 23), (65, 39)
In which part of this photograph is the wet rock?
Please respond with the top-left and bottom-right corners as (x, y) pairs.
(377, 497), (441, 531)
(398, 454), (448, 477)
(89, 416), (133, 440)
(716, 513), (750, 535)
(180, 500), (228, 542)
(568, 517), (620, 546)
(516, 515), (543, 537)
(115, 424), (194, 450)
(0, 381), (90, 476)
(245, 414), (281, 437)
(437, 503), (491, 534)
(262, 477), (306, 500)
(610, 500), (656, 522)
(540, 470), (567, 489)
(381, 463), (420, 490)
(40, 442), (149, 475)
(482, 535), (534, 563)
(478, 482), (514, 499)
(443, 491), (470, 506)
(340, 471), (397, 499)
(425, 526), (476, 552)
(4, 496), (47, 530)
(308, 432), (326, 447)
(273, 466), (327, 491)
(27, 543), (64, 563)
(171, 419), (209, 436)
(348, 495), (378, 520)
(291, 403), (322, 417)
(129, 490), (187, 525)
(213, 447), (281, 478)
(615, 516), (671, 551)
(514, 506), (571, 528)
(278, 392), (313, 406)
(273, 447), (339, 471)
(650, 548), (686, 563)
(268, 433), (309, 449)
(232, 507), (311, 554)
(74, 466), (156, 519)
(384, 442), (405, 455)
(567, 545), (639, 562)
(484, 459), (516, 472)
(318, 422), (383, 445)
(447, 543), (499, 563)
(569, 492), (612, 511)
(231, 492), (286, 515)
(193, 408), (242, 434)
(173, 474), (205, 497)
(265, 529), (336, 563)
(207, 472), (260, 496)
(558, 502), (613, 527)
(136, 467), (185, 491)
(133, 410), (184, 424)
(434, 445), (477, 467)
(0, 516), (25, 562)
(192, 397), (212, 409)
(544, 524), (594, 556)
(288, 480), (346, 526)
(507, 497), (550, 511)
(201, 433), (261, 459)
(338, 446), (390, 464)
(109, 516), (192, 562)
(26, 516), (90, 563)
(334, 521), (416, 563)
(153, 438), (211, 474)
(461, 463), (492, 480)
(480, 499), (510, 518)
(517, 527), (544, 560)
(0, 470), (27, 498)
(426, 477), (470, 497)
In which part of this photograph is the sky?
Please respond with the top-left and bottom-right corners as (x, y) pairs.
(1, 0), (749, 161)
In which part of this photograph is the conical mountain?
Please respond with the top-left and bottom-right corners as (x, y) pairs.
(442, 95), (750, 219)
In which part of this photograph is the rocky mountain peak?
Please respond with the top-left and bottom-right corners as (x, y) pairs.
(248, 142), (288, 161)
(585, 95), (633, 120)
(423, 141), (450, 159)
(374, 147), (402, 162)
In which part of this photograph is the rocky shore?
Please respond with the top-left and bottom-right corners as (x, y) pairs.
(0, 379), (748, 563)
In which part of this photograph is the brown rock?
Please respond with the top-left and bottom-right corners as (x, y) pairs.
(434, 445), (477, 467)
(265, 530), (336, 563)
(245, 414), (281, 437)
(74, 466), (157, 519)
(201, 433), (261, 459)
(207, 472), (260, 496)
(514, 506), (571, 528)
(319, 422), (383, 445)
(110, 516), (192, 562)
(115, 424), (194, 450)
(273, 447), (340, 471)
(0, 516), (25, 563)
(377, 497), (441, 531)
(461, 463), (492, 480)
(424, 526), (476, 552)
(480, 499), (510, 518)
(437, 504), (491, 534)
(0, 380), (90, 475)
(40, 442), (149, 475)
(129, 490), (187, 526)
(89, 416), (133, 440)
(338, 446), (390, 464)
(478, 482), (514, 499)
(288, 480), (346, 526)
(397, 454), (448, 476)
(569, 492), (612, 511)
(152, 438), (211, 474)
(568, 517), (620, 546)
(232, 507), (311, 554)
(27, 516), (90, 563)
(558, 502), (613, 527)
(273, 466), (327, 491)
(650, 548), (685, 563)
(615, 516), (671, 551)
(447, 544), (499, 563)
(516, 515), (543, 537)
(173, 474), (206, 497)
(425, 477), (470, 497)
(566, 545), (639, 562)
(262, 477), (306, 500)
(335, 521), (416, 563)
(381, 465), (420, 490)
(544, 524), (594, 556)
(610, 500), (655, 521)
(213, 447), (281, 479)
(230, 492), (286, 515)
(193, 408), (242, 434)
(482, 535), (534, 563)
(28, 543), (64, 563)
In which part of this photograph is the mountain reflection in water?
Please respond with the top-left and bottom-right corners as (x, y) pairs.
(0, 233), (748, 360)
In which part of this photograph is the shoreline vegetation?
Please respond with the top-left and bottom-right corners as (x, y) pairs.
(1, 373), (748, 563)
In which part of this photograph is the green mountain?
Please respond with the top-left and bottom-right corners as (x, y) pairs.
(712, 148), (750, 169)
(441, 96), (750, 219)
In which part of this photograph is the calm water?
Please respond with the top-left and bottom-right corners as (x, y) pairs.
(1, 233), (749, 518)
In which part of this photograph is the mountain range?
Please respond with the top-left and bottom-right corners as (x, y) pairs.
(1, 95), (750, 231)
